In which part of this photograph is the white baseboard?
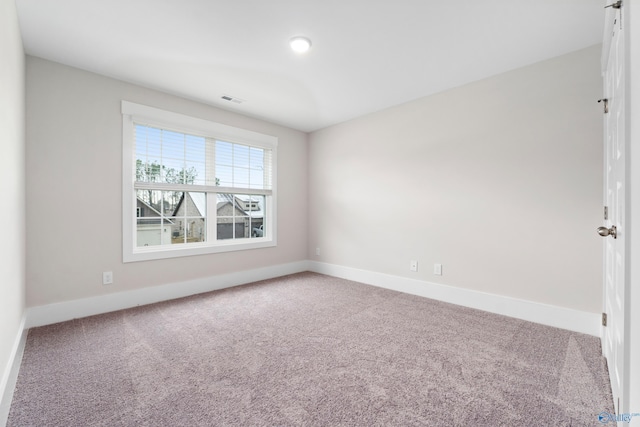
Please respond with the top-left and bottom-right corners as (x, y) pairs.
(308, 261), (601, 337)
(26, 261), (310, 329)
(0, 315), (27, 427)
(23, 259), (601, 337)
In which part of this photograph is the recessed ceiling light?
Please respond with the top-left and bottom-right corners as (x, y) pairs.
(290, 36), (312, 54)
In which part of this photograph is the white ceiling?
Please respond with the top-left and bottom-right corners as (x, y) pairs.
(16, 0), (605, 133)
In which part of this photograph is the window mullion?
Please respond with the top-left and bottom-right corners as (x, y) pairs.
(182, 133), (187, 184)
(207, 192), (217, 242)
(231, 143), (235, 188)
(134, 182), (272, 195)
(206, 138), (216, 186)
(206, 137), (217, 242)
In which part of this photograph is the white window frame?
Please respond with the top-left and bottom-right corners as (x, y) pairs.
(122, 101), (277, 262)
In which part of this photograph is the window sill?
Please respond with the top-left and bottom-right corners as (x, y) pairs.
(123, 238), (276, 263)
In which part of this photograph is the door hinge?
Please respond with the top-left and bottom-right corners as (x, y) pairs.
(598, 98), (609, 114)
(605, 1), (622, 9)
(602, 313), (608, 327)
(604, 206), (609, 220)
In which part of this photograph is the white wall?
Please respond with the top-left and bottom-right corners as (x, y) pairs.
(309, 45), (603, 314)
(25, 57), (308, 307)
(0, 0), (26, 406)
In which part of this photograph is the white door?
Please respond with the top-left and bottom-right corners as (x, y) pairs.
(601, 5), (625, 416)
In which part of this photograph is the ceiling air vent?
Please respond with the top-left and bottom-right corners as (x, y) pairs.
(221, 95), (245, 104)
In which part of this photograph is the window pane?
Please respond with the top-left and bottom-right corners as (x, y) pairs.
(163, 130), (184, 153)
(234, 144), (250, 167)
(216, 194), (264, 240)
(189, 218), (206, 242)
(185, 135), (205, 161)
(184, 135), (206, 185)
(162, 191), (183, 215)
(233, 167), (250, 188)
(168, 220), (186, 245)
(246, 194), (265, 239)
(214, 140), (270, 190)
(136, 190), (173, 247)
(249, 169), (264, 189)
(216, 193), (235, 240)
(135, 124), (207, 185)
(216, 141), (233, 166)
(184, 162), (205, 185)
(249, 147), (264, 169)
(169, 217), (206, 244)
(249, 147), (265, 189)
(135, 190), (207, 246)
(135, 126), (162, 165)
(136, 189), (163, 213)
(171, 192), (206, 244)
(136, 160), (163, 183)
(136, 220), (173, 247)
(216, 165), (233, 187)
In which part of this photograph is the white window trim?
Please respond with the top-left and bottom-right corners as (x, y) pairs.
(122, 101), (277, 263)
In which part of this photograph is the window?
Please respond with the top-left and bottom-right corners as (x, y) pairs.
(122, 101), (277, 262)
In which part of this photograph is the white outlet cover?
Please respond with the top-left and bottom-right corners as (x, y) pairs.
(103, 271), (113, 285)
(434, 264), (442, 275)
(410, 260), (418, 272)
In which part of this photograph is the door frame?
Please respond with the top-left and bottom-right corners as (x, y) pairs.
(601, 4), (626, 414)
(624, 0), (639, 416)
(601, 1), (639, 417)
(604, 0), (640, 417)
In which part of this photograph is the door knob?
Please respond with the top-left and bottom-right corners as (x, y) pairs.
(597, 225), (617, 239)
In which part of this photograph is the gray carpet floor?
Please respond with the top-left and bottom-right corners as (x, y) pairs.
(8, 272), (613, 426)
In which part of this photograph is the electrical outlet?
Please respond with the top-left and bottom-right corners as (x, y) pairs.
(434, 264), (442, 275)
(316, 247), (321, 256)
(102, 271), (113, 285)
(410, 260), (418, 272)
